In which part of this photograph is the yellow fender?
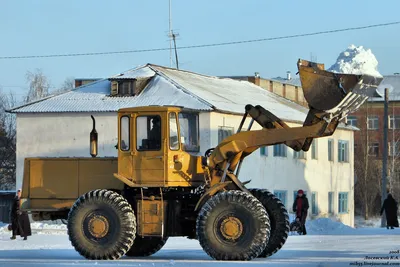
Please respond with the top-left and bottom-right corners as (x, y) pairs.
(194, 181), (232, 211)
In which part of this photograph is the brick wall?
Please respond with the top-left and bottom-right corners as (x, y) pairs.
(350, 101), (400, 159)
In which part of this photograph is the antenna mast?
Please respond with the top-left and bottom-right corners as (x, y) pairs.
(169, 0), (172, 67)
(168, 0), (180, 69)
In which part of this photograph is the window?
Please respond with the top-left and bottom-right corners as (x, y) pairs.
(169, 113), (179, 150)
(338, 192), (348, 213)
(260, 147), (268, 156)
(119, 80), (136, 96)
(338, 140), (349, 162)
(218, 126), (234, 143)
(293, 150), (306, 159)
(328, 139), (334, 161)
(368, 143), (379, 157)
(389, 142), (400, 157)
(389, 115), (400, 129)
(367, 116), (379, 130)
(347, 116), (358, 127)
(120, 116), (130, 151)
(179, 112), (200, 152)
(311, 140), (318, 159)
(328, 192), (334, 214)
(274, 190), (287, 207)
(136, 115), (161, 151)
(311, 192), (318, 215)
(273, 144), (287, 157)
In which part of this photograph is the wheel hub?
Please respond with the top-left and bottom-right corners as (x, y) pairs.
(220, 216), (243, 241)
(88, 215), (109, 238)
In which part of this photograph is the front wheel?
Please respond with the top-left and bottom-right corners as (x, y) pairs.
(196, 190), (270, 261)
(67, 189), (136, 260)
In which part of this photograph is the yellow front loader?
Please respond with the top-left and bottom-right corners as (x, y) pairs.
(21, 59), (382, 261)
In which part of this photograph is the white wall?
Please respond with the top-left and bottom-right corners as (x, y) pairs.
(16, 110), (355, 227)
(209, 112), (355, 227)
(16, 113), (119, 190)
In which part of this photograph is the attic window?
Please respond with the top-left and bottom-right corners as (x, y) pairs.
(110, 76), (152, 97)
(110, 79), (136, 96)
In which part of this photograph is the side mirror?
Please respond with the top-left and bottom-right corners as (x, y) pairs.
(90, 115), (98, 157)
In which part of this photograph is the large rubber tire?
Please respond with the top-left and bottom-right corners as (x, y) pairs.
(250, 189), (290, 258)
(125, 236), (168, 257)
(67, 189), (136, 260)
(196, 190), (270, 261)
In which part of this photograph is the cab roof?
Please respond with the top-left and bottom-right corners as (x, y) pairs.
(118, 105), (199, 113)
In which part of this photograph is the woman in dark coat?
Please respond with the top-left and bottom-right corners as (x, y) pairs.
(292, 189), (309, 235)
(10, 190), (31, 240)
(380, 193), (399, 229)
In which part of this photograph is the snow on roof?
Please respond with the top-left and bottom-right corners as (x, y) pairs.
(269, 76), (302, 87)
(368, 75), (400, 102)
(152, 66), (309, 122)
(9, 64), (311, 123)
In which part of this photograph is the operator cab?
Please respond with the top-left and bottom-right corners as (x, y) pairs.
(112, 106), (203, 187)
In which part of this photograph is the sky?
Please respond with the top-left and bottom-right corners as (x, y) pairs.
(0, 0), (399, 102)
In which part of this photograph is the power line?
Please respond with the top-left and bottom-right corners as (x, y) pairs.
(0, 21), (399, 60)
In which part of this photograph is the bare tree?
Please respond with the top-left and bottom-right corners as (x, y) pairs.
(354, 100), (382, 219)
(0, 88), (16, 190)
(25, 69), (50, 103)
(51, 77), (75, 95)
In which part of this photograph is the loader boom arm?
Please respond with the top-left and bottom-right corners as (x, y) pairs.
(204, 59), (383, 177)
(207, 104), (339, 168)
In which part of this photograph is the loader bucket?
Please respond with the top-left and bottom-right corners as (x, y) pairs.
(297, 59), (383, 119)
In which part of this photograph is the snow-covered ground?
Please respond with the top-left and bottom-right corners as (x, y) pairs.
(0, 217), (399, 267)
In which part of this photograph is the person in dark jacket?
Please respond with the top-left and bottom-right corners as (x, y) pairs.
(292, 189), (309, 235)
(10, 190), (31, 240)
(380, 193), (399, 229)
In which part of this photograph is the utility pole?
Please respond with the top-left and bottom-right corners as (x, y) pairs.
(171, 30), (179, 69)
(381, 88), (389, 227)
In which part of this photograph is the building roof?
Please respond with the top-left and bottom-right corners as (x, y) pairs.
(368, 75), (400, 102)
(9, 64), (312, 123)
(269, 76), (302, 87)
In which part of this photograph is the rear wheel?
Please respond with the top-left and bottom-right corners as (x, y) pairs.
(196, 190), (270, 261)
(250, 189), (289, 258)
(125, 236), (168, 257)
(67, 189), (136, 260)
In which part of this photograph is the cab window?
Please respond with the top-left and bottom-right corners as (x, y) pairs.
(178, 112), (199, 152)
(136, 115), (161, 151)
(169, 113), (179, 150)
(120, 116), (130, 151)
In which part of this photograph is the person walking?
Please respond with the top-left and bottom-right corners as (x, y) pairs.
(292, 189), (309, 235)
(10, 189), (31, 240)
(380, 193), (399, 229)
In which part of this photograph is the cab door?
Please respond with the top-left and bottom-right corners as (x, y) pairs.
(132, 112), (166, 186)
(118, 113), (133, 180)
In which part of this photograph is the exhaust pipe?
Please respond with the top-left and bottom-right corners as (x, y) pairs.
(90, 115), (98, 157)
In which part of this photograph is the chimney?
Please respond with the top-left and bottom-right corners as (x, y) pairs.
(286, 71), (291, 80)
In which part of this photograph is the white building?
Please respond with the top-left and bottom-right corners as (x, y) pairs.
(9, 64), (356, 227)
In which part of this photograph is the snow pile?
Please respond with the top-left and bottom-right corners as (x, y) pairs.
(0, 221), (67, 234)
(30, 222), (67, 231)
(355, 216), (383, 228)
(328, 44), (382, 77)
(306, 218), (355, 235)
